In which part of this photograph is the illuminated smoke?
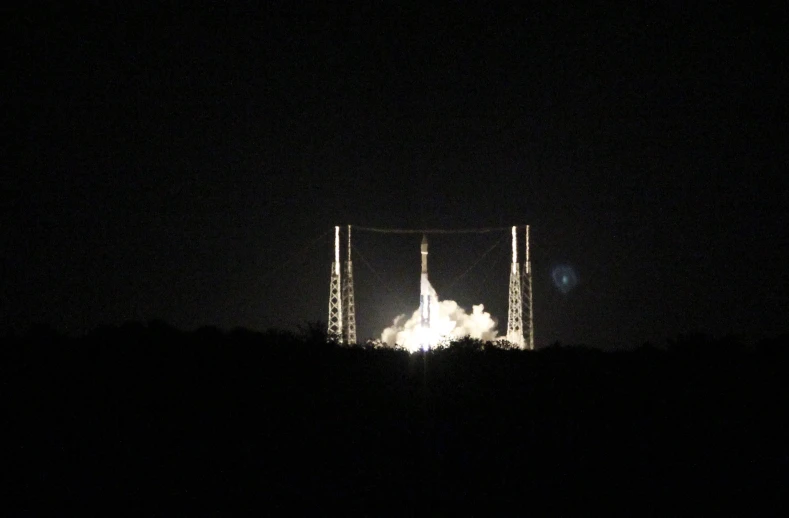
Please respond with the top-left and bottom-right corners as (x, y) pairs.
(381, 280), (499, 352)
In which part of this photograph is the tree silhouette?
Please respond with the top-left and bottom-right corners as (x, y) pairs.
(3, 323), (788, 512)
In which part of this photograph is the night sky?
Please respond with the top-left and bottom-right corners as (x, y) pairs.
(4, 3), (787, 348)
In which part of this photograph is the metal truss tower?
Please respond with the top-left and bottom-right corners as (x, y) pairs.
(342, 225), (357, 344)
(522, 225), (534, 350)
(506, 226), (524, 347)
(328, 223), (533, 347)
(327, 226), (343, 343)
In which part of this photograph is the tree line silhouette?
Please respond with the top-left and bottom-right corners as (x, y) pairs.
(4, 322), (788, 513)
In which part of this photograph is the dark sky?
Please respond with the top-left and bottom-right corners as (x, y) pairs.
(3, 3), (787, 347)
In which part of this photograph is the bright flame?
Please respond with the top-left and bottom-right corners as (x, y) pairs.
(381, 280), (499, 352)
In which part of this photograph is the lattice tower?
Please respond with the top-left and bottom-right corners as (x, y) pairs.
(327, 226), (343, 343)
(506, 226), (524, 347)
(521, 225), (534, 350)
(342, 225), (357, 344)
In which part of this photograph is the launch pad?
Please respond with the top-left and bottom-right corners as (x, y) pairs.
(327, 225), (534, 350)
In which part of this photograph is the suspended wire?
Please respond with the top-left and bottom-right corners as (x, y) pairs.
(471, 236), (508, 293)
(260, 228), (332, 286)
(444, 232), (509, 292)
(234, 228), (333, 313)
(352, 244), (411, 309)
(354, 226), (511, 234)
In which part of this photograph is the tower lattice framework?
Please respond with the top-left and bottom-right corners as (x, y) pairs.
(506, 226), (524, 347)
(327, 226), (343, 343)
(327, 223), (534, 348)
(521, 225), (534, 350)
(342, 225), (357, 344)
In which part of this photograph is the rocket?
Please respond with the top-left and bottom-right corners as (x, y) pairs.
(419, 234), (431, 330)
(421, 234), (428, 274)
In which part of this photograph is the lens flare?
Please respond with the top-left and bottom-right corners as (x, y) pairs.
(551, 265), (579, 294)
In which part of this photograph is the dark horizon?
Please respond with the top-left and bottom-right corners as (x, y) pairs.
(6, 326), (789, 511)
(3, 3), (787, 348)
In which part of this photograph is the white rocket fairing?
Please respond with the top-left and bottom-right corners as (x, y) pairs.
(419, 234), (438, 344)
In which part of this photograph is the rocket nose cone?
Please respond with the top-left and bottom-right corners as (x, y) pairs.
(421, 234), (428, 245)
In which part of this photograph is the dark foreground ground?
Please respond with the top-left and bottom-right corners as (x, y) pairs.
(4, 324), (789, 514)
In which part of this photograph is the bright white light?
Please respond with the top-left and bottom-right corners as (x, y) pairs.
(381, 279), (499, 352)
(512, 225), (517, 264)
(334, 226), (340, 273)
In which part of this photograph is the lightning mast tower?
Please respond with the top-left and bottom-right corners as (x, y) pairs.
(327, 226), (343, 343)
(522, 225), (534, 350)
(342, 225), (357, 344)
(506, 226), (524, 347)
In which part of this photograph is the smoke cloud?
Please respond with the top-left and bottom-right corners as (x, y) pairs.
(381, 280), (499, 352)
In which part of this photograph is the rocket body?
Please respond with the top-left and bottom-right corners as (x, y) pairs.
(421, 234), (428, 273)
(420, 274), (431, 330)
(419, 235), (431, 332)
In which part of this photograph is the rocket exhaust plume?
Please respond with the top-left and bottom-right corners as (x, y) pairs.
(382, 234), (499, 352)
